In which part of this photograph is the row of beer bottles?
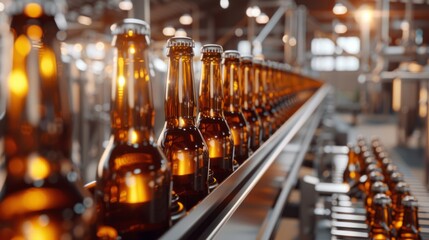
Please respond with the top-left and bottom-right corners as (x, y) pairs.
(343, 137), (421, 239)
(0, 1), (319, 238)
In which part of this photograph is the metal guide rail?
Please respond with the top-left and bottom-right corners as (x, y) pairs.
(160, 85), (331, 240)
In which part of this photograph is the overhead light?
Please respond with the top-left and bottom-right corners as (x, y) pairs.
(77, 15), (92, 26)
(282, 34), (288, 44)
(235, 28), (243, 37)
(256, 13), (269, 24)
(179, 14), (193, 25)
(162, 26), (176, 36)
(246, 6), (261, 17)
(333, 2), (347, 15)
(289, 37), (297, 47)
(220, 0), (229, 9)
(355, 5), (373, 25)
(175, 28), (187, 37)
(0, 2), (4, 12)
(119, 0), (133, 11)
(334, 22), (347, 34)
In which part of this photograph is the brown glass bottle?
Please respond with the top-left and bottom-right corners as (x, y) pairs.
(158, 37), (209, 210)
(366, 182), (388, 225)
(369, 193), (393, 240)
(240, 56), (262, 152)
(95, 19), (171, 239)
(222, 50), (250, 165)
(365, 171), (385, 196)
(393, 182), (411, 230)
(253, 58), (272, 142)
(397, 196), (421, 239)
(343, 144), (360, 184)
(0, 1), (95, 239)
(196, 44), (234, 183)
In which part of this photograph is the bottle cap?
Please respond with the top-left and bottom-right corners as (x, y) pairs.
(365, 156), (376, 166)
(253, 56), (264, 65)
(386, 164), (398, 174)
(371, 181), (388, 193)
(167, 36), (195, 48)
(240, 55), (253, 62)
(201, 44), (223, 54)
(373, 193), (391, 206)
(111, 18), (150, 36)
(369, 171), (384, 182)
(390, 172), (404, 183)
(366, 163), (382, 175)
(395, 182), (410, 193)
(223, 50), (240, 59)
(382, 157), (392, 167)
(402, 195), (418, 207)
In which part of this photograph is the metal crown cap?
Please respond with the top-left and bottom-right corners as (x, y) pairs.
(390, 172), (404, 182)
(369, 171), (384, 181)
(253, 57), (264, 65)
(395, 182), (410, 193)
(240, 55), (253, 62)
(201, 44), (223, 54)
(371, 181), (388, 193)
(167, 37), (195, 48)
(373, 193), (392, 205)
(402, 196), (418, 207)
(111, 18), (150, 36)
(222, 50), (240, 59)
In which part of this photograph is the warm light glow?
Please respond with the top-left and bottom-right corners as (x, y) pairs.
(118, 0), (133, 11)
(40, 48), (57, 79)
(129, 129), (138, 143)
(24, 3), (43, 18)
(162, 26), (176, 37)
(356, 5), (373, 25)
(230, 128), (241, 146)
(97, 226), (118, 239)
(175, 28), (187, 37)
(419, 86), (427, 118)
(118, 75), (126, 88)
(9, 69), (29, 97)
(246, 6), (261, 17)
(74, 43), (83, 53)
(392, 78), (401, 112)
(124, 173), (151, 203)
(256, 13), (269, 24)
(21, 216), (57, 240)
(334, 22), (348, 34)
(179, 14), (193, 25)
(95, 41), (105, 51)
(208, 139), (223, 158)
(28, 155), (50, 180)
(220, 0), (229, 9)
(0, 2), (4, 12)
(282, 34), (288, 44)
(173, 151), (195, 176)
(333, 2), (347, 15)
(289, 37), (297, 46)
(235, 28), (243, 37)
(27, 25), (43, 41)
(129, 45), (136, 54)
(77, 15), (92, 26)
(15, 35), (31, 57)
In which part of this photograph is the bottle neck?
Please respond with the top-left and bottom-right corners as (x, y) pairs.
(199, 54), (223, 116)
(240, 61), (254, 110)
(222, 58), (241, 112)
(374, 204), (392, 227)
(4, 14), (72, 180)
(111, 35), (154, 144)
(164, 48), (196, 126)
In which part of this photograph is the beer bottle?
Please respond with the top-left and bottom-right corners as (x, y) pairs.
(95, 19), (171, 239)
(265, 61), (279, 132)
(365, 171), (385, 196)
(343, 144), (360, 184)
(0, 1), (95, 239)
(253, 58), (272, 141)
(366, 181), (388, 224)
(392, 182), (411, 230)
(388, 172), (404, 194)
(158, 37), (209, 210)
(222, 50), (250, 165)
(369, 193), (393, 239)
(240, 56), (262, 152)
(196, 44), (234, 183)
(397, 196), (421, 239)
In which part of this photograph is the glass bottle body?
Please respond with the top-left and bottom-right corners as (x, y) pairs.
(0, 7), (94, 239)
(253, 61), (272, 142)
(158, 40), (209, 210)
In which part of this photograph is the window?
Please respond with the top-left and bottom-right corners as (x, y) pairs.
(311, 37), (360, 71)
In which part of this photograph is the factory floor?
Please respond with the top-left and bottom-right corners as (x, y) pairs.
(273, 113), (427, 240)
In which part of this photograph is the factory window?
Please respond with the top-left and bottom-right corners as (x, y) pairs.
(311, 37), (360, 71)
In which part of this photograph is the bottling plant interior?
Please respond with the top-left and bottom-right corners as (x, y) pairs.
(1, 0), (429, 239)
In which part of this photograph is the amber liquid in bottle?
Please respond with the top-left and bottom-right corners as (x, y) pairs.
(0, 2), (95, 239)
(343, 144), (360, 184)
(392, 182), (410, 230)
(196, 44), (234, 183)
(240, 56), (262, 152)
(253, 59), (272, 142)
(265, 61), (279, 132)
(397, 196), (421, 240)
(369, 194), (393, 240)
(158, 37), (209, 210)
(95, 19), (171, 239)
(222, 51), (250, 165)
